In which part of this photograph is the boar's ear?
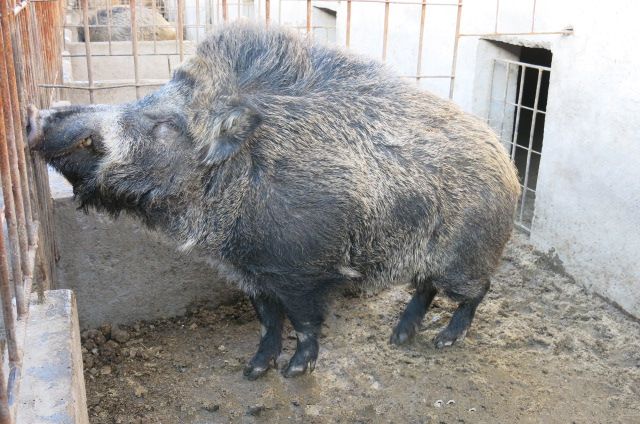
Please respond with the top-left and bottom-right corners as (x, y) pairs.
(197, 100), (263, 166)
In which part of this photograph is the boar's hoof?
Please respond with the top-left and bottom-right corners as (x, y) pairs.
(282, 355), (317, 378)
(433, 329), (468, 349)
(389, 321), (420, 346)
(243, 354), (278, 380)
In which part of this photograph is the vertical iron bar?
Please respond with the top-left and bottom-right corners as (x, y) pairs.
(107, 1), (113, 55)
(130, 0), (141, 100)
(498, 61), (512, 147)
(0, 350), (9, 424)
(221, 0), (227, 22)
(12, 12), (37, 253)
(306, 0), (312, 36)
(531, 0), (537, 33)
(152, 0), (158, 54)
(0, 100), (21, 371)
(382, 0), (389, 60)
(178, 0), (185, 61)
(511, 64), (526, 161)
(2, 0), (34, 255)
(196, 0), (201, 42)
(486, 58), (497, 124)
(415, 0), (426, 85)
(494, 0), (499, 33)
(448, 0), (462, 99)
(81, 0), (95, 103)
(265, 0), (270, 25)
(346, 0), (351, 47)
(519, 68), (543, 224)
(0, 8), (28, 319)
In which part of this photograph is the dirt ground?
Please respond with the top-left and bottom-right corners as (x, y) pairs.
(81, 231), (640, 424)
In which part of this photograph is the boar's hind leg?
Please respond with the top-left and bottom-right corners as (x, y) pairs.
(243, 293), (285, 380)
(280, 294), (326, 378)
(390, 278), (438, 345)
(433, 278), (491, 349)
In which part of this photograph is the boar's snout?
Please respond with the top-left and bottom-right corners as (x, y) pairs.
(26, 105), (44, 148)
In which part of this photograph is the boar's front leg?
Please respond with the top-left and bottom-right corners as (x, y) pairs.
(244, 293), (285, 380)
(280, 293), (326, 378)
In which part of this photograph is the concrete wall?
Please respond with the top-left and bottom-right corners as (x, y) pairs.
(50, 173), (240, 329)
(447, 0), (640, 317)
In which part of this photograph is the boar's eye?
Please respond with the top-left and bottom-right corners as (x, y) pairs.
(81, 137), (93, 147)
(152, 120), (181, 139)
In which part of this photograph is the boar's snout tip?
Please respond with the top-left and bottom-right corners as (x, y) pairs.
(25, 104), (42, 148)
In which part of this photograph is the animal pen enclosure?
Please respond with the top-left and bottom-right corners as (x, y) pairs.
(2, 0), (639, 422)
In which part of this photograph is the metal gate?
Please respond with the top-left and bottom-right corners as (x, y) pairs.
(488, 58), (551, 233)
(0, 0), (63, 422)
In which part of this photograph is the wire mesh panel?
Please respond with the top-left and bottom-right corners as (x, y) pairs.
(54, 0), (463, 103)
(0, 0), (63, 422)
(488, 58), (551, 233)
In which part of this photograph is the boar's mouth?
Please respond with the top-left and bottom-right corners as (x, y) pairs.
(26, 105), (100, 159)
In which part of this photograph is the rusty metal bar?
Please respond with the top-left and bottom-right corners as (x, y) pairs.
(0, 351), (9, 423)
(40, 82), (166, 90)
(81, 0), (95, 104)
(0, 214), (17, 424)
(306, 0), (311, 35)
(447, 0), (462, 99)
(382, 0), (389, 60)
(346, 0), (351, 47)
(531, 0), (537, 32)
(2, 2), (36, 252)
(107, 1), (114, 55)
(415, 0), (426, 84)
(9, 14), (37, 253)
(130, 0), (142, 99)
(178, 0), (185, 61)
(222, 0), (228, 21)
(0, 107), (21, 374)
(0, 0), (28, 319)
(265, 0), (271, 24)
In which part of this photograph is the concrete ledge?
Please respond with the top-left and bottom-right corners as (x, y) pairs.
(17, 290), (89, 424)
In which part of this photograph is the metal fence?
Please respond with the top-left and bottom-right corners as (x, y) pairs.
(52, 0), (465, 102)
(0, 0), (62, 422)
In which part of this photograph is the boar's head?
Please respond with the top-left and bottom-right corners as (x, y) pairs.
(27, 68), (263, 221)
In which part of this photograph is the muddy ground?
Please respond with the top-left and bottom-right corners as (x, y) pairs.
(81, 232), (640, 423)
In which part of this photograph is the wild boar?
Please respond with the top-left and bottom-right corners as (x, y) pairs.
(28, 22), (521, 379)
(78, 6), (176, 42)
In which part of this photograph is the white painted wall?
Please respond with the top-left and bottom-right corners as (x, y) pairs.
(448, 0), (640, 317)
